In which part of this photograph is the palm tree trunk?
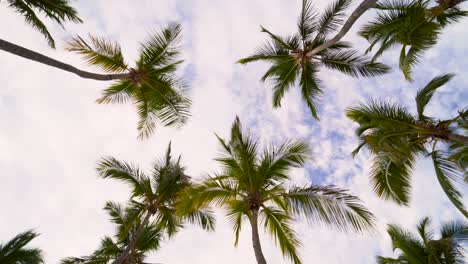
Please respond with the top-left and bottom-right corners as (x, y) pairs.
(112, 210), (152, 264)
(305, 0), (378, 57)
(447, 133), (468, 144)
(250, 209), (267, 264)
(0, 38), (131, 81)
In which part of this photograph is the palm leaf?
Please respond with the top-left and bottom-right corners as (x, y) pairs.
(299, 62), (322, 119)
(261, 206), (302, 264)
(431, 151), (468, 218)
(284, 185), (376, 233)
(0, 230), (43, 264)
(96, 157), (151, 198)
(95, 80), (135, 104)
(370, 154), (414, 205)
(415, 73), (454, 120)
(297, 0), (317, 41)
(320, 49), (390, 78)
(315, 0), (352, 37)
(66, 34), (128, 73)
(7, 0), (56, 47)
(138, 23), (182, 68)
(226, 199), (249, 246)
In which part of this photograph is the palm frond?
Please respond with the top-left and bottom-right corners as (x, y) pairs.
(320, 49), (390, 78)
(7, 0), (56, 47)
(415, 73), (454, 120)
(138, 23), (182, 68)
(66, 34), (128, 73)
(299, 62), (322, 119)
(183, 208), (216, 231)
(237, 41), (290, 64)
(315, 0), (352, 37)
(436, 7), (468, 27)
(96, 157), (152, 198)
(431, 151), (468, 218)
(376, 256), (408, 264)
(297, 0), (317, 41)
(260, 26), (299, 51)
(370, 154), (414, 205)
(386, 224), (426, 263)
(346, 100), (416, 130)
(416, 217), (434, 244)
(134, 76), (191, 139)
(258, 140), (311, 187)
(448, 140), (468, 170)
(261, 206), (302, 264)
(440, 220), (468, 242)
(95, 80), (135, 104)
(284, 185), (376, 233)
(261, 57), (299, 109)
(0, 230), (43, 264)
(226, 199), (249, 246)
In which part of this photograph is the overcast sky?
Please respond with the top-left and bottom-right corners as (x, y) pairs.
(0, 0), (467, 263)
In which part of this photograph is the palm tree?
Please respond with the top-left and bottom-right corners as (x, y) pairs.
(238, 0), (389, 119)
(96, 143), (214, 264)
(2, 0), (82, 47)
(0, 230), (44, 264)
(181, 117), (376, 264)
(0, 23), (190, 138)
(346, 74), (468, 217)
(61, 202), (164, 264)
(377, 217), (468, 263)
(359, 0), (468, 81)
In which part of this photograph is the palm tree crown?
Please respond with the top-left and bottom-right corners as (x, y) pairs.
(0, 230), (44, 264)
(66, 24), (191, 139)
(3, 0), (82, 47)
(96, 143), (214, 264)
(61, 202), (164, 264)
(238, 0), (389, 119)
(360, 0), (468, 81)
(182, 117), (376, 264)
(377, 217), (468, 263)
(347, 74), (468, 217)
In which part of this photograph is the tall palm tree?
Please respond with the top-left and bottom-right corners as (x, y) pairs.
(2, 0), (82, 47)
(359, 0), (468, 81)
(1, 23), (191, 138)
(96, 143), (215, 264)
(238, 0), (389, 119)
(377, 217), (468, 263)
(181, 117), (376, 264)
(346, 74), (468, 217)
(61, 202), (164, 264)
(0, 230), (44, 264)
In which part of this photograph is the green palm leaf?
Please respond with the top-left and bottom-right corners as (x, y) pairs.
(315, 0), (352, 37)
(66, 35), (128, 73)
(370, 154), (414, 205)
(6, 0), (82, 48)
(0, 230), (43, 264)
(431, 151), (468, 218)
(261, 206), (301, 264)
(297, 0), (317, 41)
(415, 74), (454, 120)
(299, 62), (322, 119)
(284, 185), (376, 233)
(320, 49), (390, 78)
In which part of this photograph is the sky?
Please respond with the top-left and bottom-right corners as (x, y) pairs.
(0, 0), (467, 263)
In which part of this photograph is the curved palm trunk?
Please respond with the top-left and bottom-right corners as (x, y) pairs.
(112, 210), (152, 264)
(250, 209), (267, 264)
(0, 38), (131, 81)
(305, 0), (378, 56)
